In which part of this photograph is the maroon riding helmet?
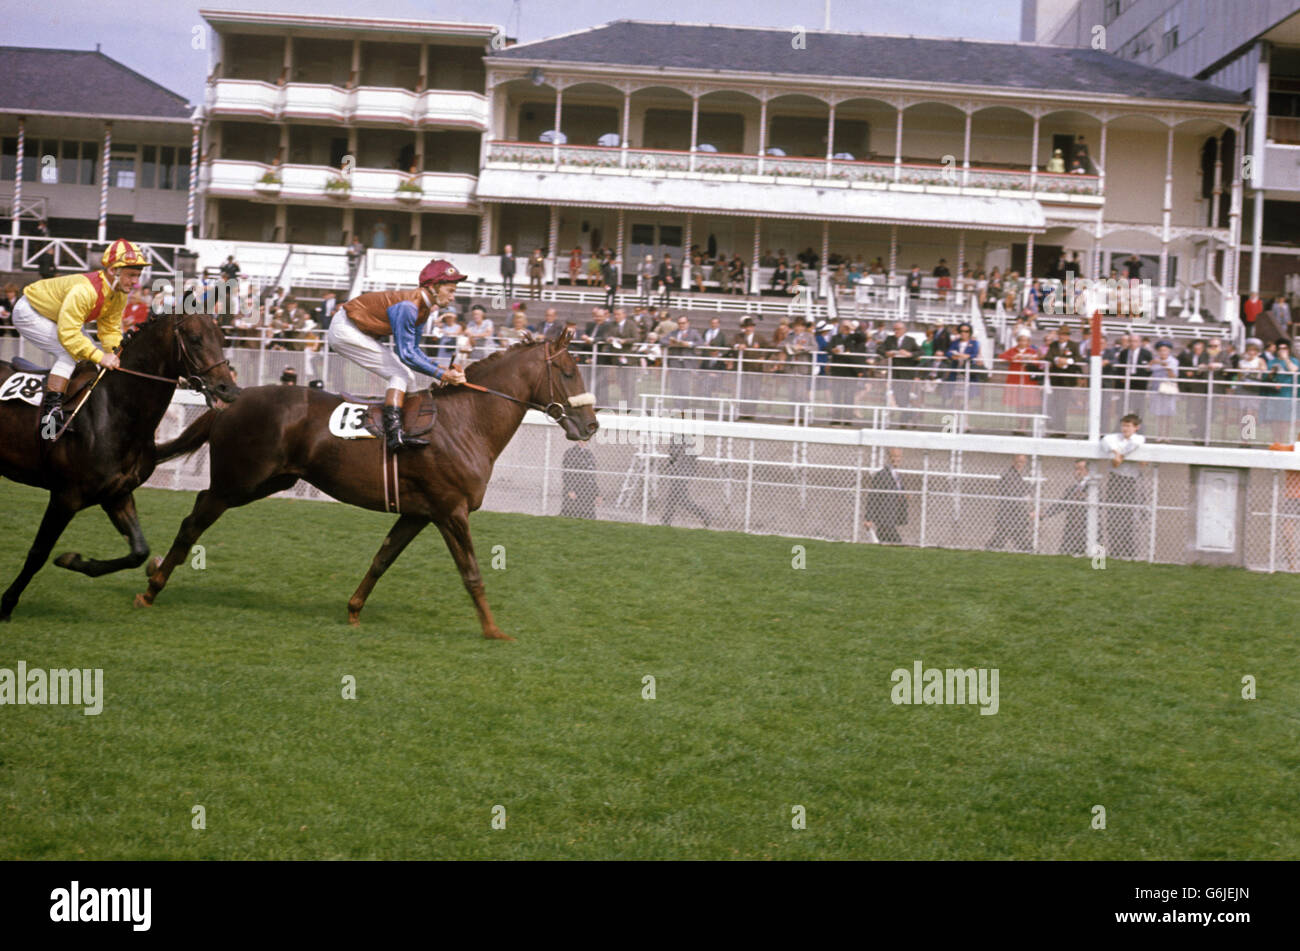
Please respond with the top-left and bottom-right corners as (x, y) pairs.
(419, 259), (469, 286)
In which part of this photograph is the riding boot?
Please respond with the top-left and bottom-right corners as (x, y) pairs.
(383, 405), (427, 452)
(38, 389), (66, 440)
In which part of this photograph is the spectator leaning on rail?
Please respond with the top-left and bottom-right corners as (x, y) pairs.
(10, 238), (145, 437)
(327, 258), (468, 452)
(1101, 413), (1145, 560)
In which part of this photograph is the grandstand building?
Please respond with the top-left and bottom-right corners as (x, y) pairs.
(1035, 0), (1300, 305)
(0, 46), (196, 244)
(199, 9), (497, 254)
(187, 14), (1248, 322)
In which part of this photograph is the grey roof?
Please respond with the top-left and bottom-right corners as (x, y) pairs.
(491, 21), (1246, 105)
(0, 47), (192, 118)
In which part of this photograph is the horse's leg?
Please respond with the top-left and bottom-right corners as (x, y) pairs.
(134, 489), (230, 607)
(1, 494), (77, 621)
(346, 514), (429, 626)
(53, 493), (150, 577)
(434, 508), (511, 641)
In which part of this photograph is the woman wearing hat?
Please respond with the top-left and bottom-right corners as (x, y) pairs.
(1264, 338), (1299, 441)
(1145, 340), (1180, 441)
(326, 259), (467, 451)
(1234, 337), (1269, 440)
(998, 329), (1042, 434)
(10, 238), (146, 436)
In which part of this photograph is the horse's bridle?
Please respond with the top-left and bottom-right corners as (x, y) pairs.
(113, 314), (231, 407)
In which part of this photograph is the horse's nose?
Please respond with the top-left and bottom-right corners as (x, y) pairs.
(586, 419), (599, 436)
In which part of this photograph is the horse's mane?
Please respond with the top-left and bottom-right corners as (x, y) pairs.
(427, 337), (549, 400)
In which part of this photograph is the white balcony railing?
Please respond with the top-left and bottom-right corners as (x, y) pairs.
(417, 89), (490, 129)
(486, 141), (1103, 199)
(206, 79), (278, 118)
(352, 87), (419, 124)
(204, 159), (476, 207)
(281, 83), (351, 122)
(207, 79), (488, 130)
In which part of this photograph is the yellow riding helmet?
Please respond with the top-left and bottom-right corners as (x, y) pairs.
(102, 239), (148, 271)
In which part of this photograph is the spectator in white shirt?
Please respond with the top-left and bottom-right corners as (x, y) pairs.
(1101, 413), (1146, 559)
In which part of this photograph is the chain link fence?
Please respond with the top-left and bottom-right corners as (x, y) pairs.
(145, 398), (1300, 574)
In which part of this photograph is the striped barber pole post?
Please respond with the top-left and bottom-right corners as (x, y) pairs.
(98, 122), (112, 241)
(185, 120), (201, 243)
(11, 116), (23, 237)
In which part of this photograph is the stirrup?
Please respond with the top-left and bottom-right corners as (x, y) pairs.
(383, 405), (427, 452)
(38, 391), (66, 441)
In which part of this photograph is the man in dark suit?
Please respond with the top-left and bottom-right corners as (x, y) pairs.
(700, 317), (729, 370)
(732, 316), (767, 413)
(986, 454), (1033, 552)
(536, 306), (564, 342)
(881, 321), (920, 427)
(560, 443), (600, 519)
(864, 447), (907, 543)
(1115, 335), (1153, 424)
(1043, 459), (1092, 555)
(1179, 338), (1211, 441)
(1043, 324), (1084, 435)
(657, 253), (679, 307)
(827, 319), (866, 423)
(601, 252), (619, 309)
(660, 440), (710, 527)
(499, 244), (516, 299)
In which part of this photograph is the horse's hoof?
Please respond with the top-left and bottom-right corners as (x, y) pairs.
(347, 613), (360, 627)
(133, 593), (153, 608)
(53, 552), (78, 570)
(483, 628), (514, 641)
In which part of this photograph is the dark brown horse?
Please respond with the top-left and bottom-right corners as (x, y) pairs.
(0, 312), (241, 621)
(137, 330), (598, 639)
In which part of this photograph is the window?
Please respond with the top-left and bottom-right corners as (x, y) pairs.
(1104, 0), (1122, 24)
(160, 146), (175, 189)
(20, 138), (46, 182)
(176, 145), (191, 191)
(108, 146), (137, 188)
(140, 145), (157, 189)
(60, 141), (79, 184)
(1162, 27), (1179, 55)
(80, 141), (97, 185)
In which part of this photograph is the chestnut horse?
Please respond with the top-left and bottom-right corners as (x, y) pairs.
(0, 312), (240, 620)
(137, 330), (598, 639)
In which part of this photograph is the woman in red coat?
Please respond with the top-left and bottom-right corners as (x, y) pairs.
(999, 329), (1043, 433)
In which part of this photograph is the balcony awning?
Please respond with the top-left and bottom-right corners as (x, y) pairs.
(475, 167), (1046, 232)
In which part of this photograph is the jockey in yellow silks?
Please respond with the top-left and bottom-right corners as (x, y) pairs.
(11, 238), (147, 437)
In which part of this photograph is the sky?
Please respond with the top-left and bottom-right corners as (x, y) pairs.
(0, 0), (1025, 105)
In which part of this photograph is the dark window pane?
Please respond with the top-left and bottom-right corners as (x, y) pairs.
(1, 137), (15, 181)
(81, 141), (97, 185)
(20, 138), (41, 182)
(140, 145), (157, 189)
(176, 144), (191, 192)
(60, 140), (79, 184)
(160, 146), (175, 189)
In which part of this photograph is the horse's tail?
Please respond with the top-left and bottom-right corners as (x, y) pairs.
(155, 409), (218, 462)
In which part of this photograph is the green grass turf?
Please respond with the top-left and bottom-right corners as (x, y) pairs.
(0, 480), (1295, 860)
